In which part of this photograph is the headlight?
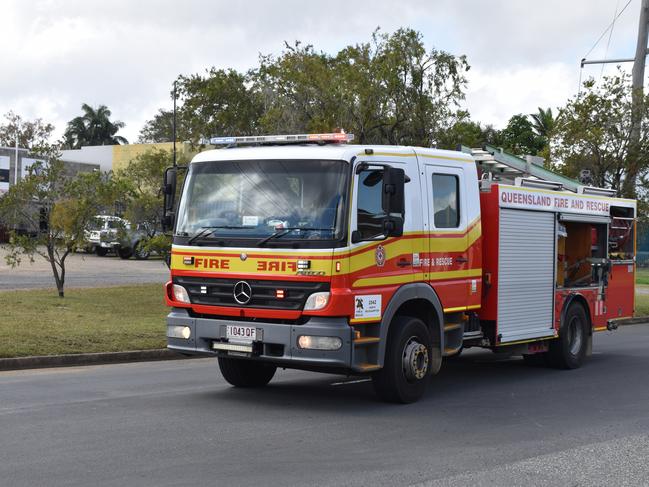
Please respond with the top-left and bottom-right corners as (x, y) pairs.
(172, 284), (191, 303)
(297, 335), (342, 351)
(167, 325), (191, 339)
(304, 292), (330, 311)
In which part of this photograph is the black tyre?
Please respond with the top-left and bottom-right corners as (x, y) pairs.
(134, 241), (150, 260)
(547, 303), (589, 369)
(95, 247), (108, 257)
(218, 357), (276, 388)
(372, 316), (433, 403)
(117, 247), (133, 259)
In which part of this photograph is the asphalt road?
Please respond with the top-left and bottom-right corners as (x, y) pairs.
(0, 249), (170, 290)
(1, 325), (649, 487)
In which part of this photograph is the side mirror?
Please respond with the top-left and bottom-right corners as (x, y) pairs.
(163, 167), (177, 211)
(383, 216), (403, 238)
(382, 167), (405, 215)
(162, 167), (177, 231)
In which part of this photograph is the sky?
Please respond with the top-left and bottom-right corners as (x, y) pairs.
(0, 0), (643, 144)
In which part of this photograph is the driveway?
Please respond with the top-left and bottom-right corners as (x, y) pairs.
(0, 247), (170, 290)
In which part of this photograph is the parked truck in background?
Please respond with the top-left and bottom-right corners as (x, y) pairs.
(162, 133), (636, 403)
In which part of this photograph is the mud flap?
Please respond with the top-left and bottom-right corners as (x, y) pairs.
(586, 329), (593, 357)
(430, 345), (442, 375)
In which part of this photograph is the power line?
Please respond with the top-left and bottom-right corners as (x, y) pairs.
(601, 0), (622, 79)
(584, 0), (634, 59)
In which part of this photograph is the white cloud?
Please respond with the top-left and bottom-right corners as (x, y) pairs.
(465, 63), (577, 128)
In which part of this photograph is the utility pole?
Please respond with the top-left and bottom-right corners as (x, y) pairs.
(14, 120), (19, 186)
(580, 0), (649, 197)
(173, 80), (177, 167)
(624, 0), (649, 197)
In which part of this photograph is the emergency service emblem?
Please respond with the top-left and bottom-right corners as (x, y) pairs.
(375, 245), (386, 267)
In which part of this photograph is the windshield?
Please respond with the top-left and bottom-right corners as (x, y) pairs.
(175, 159), (349, 244)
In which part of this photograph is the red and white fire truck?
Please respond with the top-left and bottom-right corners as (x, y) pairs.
(162, 133), (636, 403)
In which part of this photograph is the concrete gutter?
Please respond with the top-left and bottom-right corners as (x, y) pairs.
(0, 319), (646, 372)
(0, 349), (207, 372)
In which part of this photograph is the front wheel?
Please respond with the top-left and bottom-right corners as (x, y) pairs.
(547, 303), (589, 369)
(372, 316), (433, 403)
(95, 247), (108, 257)
(218, 357), (276, 387)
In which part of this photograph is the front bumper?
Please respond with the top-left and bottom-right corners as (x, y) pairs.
(99, 241), (121, 249)
(166, 308), (352, 370)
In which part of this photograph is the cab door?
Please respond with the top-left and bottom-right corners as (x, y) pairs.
(349, 160), (418, 291)
(424, 164), (469, 312)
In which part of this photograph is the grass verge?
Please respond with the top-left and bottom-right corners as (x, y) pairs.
(635, 287), (649, 316)
(0, 284), (167, 358)
(637, 267), (649, 286)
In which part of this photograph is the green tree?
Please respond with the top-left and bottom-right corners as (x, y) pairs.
(496, 114), (546, 156)
(117, 148), (188, 235)
(553, 73), (649, 195)
(0, 155), (122, 297)
(116, 148), (190, 262)
(63, 103), (128, 148)
(435, 114), (500, 150)
(254, 28), (469, 146)
(0, 111), (55, 149)
(138, 109), (174, 143)
(530, 107), (555, 138)
(175, 69), (263, 145)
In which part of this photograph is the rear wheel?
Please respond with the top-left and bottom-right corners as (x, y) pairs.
(134, 241), (150, 260)
(372, 316), (433, 403)
(95, 247), (108, 257)
(218, 357), (276, 387)
(547, 303), (589, 369)
(117, 247), (133, 259)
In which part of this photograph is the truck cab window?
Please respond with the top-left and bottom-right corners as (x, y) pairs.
(432, 174), (459, 228)
(356, 169), (386, 239)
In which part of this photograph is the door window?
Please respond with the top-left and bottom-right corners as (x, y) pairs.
(432, 174), (459, 228)
(356, 169), (386, 239)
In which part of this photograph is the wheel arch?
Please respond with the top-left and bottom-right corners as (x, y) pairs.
(560, 292), (593, 357)
(377, 283), (444, 367)
(561, 293), (592, 332)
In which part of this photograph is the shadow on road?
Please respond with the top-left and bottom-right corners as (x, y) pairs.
(187, 347), (646, 415)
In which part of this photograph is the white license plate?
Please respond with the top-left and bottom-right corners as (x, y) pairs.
(226, 325), (257, 342)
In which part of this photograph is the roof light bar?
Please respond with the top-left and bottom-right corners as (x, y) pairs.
(515, 177), (563, 191)
(577, 186), (617, 197)
(206, 132), (354, 146)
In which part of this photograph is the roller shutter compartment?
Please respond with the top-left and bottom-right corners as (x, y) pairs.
(497, 209), (555, 343)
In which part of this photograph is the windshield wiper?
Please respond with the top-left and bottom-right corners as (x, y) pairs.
(187, 226), (246, 245)
(256, 227), (333, 246)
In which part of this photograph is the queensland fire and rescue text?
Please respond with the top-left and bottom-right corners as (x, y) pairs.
(162, 133), (636, 403)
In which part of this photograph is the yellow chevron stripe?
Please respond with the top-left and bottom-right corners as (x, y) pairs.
(352, 268), (482, 288)
(443, 304), (481, 313)
(417, 153), (474, 163)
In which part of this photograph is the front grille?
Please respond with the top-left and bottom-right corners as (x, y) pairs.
(173, 276), (329, 311)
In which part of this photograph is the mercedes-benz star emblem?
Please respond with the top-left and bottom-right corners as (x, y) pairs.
(240, 253), (248, 261)
(233, 281), (252, 304)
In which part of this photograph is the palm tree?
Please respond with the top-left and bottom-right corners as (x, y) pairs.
(529, 107), (555, 138)
(63, 104), (128, 148)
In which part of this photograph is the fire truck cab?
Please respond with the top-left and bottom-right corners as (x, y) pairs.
(163, 134), (636, 403)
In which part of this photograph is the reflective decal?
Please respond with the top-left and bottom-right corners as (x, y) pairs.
(354, 295), (381, 319)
